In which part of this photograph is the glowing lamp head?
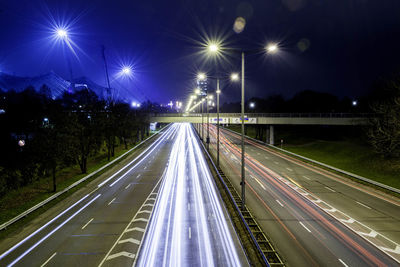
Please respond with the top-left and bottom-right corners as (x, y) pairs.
(195, 88), (201, 95)
(249, 102), (255, 108)
(216, 89), (221, 94)
(208, 43), (219, 53)
(121, 66), (132, 75)
(231, 73), (239, 81)
(266, 43), (278, 53)
(197, 73), (206, 81)
(56, 28), (68, 39)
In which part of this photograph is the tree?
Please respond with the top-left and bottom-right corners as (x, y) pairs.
(367, 76), (400, 158)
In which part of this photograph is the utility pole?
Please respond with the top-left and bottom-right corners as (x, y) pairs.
(101, 45), (112, 103)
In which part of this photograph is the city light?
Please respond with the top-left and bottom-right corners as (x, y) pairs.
(249, 102), (255, 109)
(195, 88), (201, 95)
(352, 100), (358, 106)
(216, 89), (221, 94)
(131, 101), (141, 108)
(208, 43), (219, 53)
(231, 73), (239, 81)
(266, 43), (279, 53)
(197, 73), (206, 81)
(56, 28), (68, 39)
(121, 66), (132, 75)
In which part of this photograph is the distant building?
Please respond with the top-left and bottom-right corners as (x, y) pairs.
(197, 78), (207, 96)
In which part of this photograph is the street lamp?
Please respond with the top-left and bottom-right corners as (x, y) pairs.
(249, 102), (255, 109)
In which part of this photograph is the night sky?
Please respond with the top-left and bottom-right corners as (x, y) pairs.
(1, 0), (400, 104)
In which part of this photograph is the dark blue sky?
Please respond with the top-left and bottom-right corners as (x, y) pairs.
(1, 0), (400, 104)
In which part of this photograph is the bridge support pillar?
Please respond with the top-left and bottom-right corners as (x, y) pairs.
(269, 125), (274, 145)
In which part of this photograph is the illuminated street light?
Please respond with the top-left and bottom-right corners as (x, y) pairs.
(249, 102), (255, 109)
(208, 43), (219, 53)
(352, 100), (358, 106)
(231, 73), (239, 81)
(266, 43), (278, 53)
(195, 88), (201, 95)
(121, 66), (132, 76)
(56, 28), (68, 39)
(208, 95), (214, 100)
(216, 89), (221, 94)
(197, 73), (206, 81)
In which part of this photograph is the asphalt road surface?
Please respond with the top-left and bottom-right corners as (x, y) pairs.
(0, 123), (247, 267)
(203, 123), (400, 267)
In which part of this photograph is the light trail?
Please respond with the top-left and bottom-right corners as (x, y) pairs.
(8, 194), (101, 267)
(137, 123), (241, 266)
(208, 124), (399, 265)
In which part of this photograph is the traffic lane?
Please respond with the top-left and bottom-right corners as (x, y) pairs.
(216, 138), (398, 266)
(137, 123), (246, 267)
(45, 149), (171, 266)
(209, 127), (398, 266)
(0, 125), (172, 257)
(188, 125), (247, 266)
(0, 125), (177, 266)
(220, 127), (400, 242)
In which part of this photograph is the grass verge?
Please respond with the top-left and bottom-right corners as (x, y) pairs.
(0, 133), (156, 239)
(225, 125), (400, 191)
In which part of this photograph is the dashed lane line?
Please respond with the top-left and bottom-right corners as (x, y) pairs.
(81, 218), (94, 230)
(40, 252), (57, 267)
(299, 222), (311, 233)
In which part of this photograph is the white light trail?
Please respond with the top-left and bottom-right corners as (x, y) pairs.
(0, 194), (90, 260)
(97, 124), (177, 188)
(137, 123), (241, 266)
(8, 194), (101, 266)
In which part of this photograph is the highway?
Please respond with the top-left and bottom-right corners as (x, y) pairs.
(205, 123), (400, 267)
(136, 123), (246, 266)
(0, 123), (247, 267)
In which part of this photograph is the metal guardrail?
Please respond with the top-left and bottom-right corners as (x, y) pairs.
(223, 127), (400, 195)
(195, 125), (284, 266)
(151, 112), (373, 118)
(0, 126), (168, 231)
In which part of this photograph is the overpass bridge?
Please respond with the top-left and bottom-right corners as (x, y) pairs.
(149, 113), (370, 144)
(149, 113), (370, 125)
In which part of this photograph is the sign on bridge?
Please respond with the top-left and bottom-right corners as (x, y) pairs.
(209, 118), (229, 124)
(231, 117), (257, 124)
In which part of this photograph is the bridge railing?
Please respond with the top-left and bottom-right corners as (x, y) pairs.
(150, 112), (373, 118)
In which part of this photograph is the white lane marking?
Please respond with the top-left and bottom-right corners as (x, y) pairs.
(97, 126), (173, 188)
(286, 167), (293, 172)
(339, 259), (349, 267)
(82, 218), (94, 230)
(40, 252), (57, 267)
(189, 227), (192, 239)
(144, 166), (147, 170)
(125, 184), (131, 189)
(253, 176), (266, 190)
(325, 186), (336, 192)
(107, 251), (135, 260)
(257, 152), (261, 155)
(299, 222), (311, 233)
(264, 156), (269, 159)
(302, 175), (310, 180)
(118, 238), (140, 245)
(356, 201), (372, 209)
(125, 227), (145, 233)
(276, 200), (284, 207)
(137, 174), (141, 178)
(188, 203), (190, 211)
(274, 161), (279, 165)
(0, 194), (89, 260)
(108, 198), (116, 206)
(9, 194), (101, 267)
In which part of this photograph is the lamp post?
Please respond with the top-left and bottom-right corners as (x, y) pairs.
(204, 41), (279, 211)
(216, 80), (220, 166)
